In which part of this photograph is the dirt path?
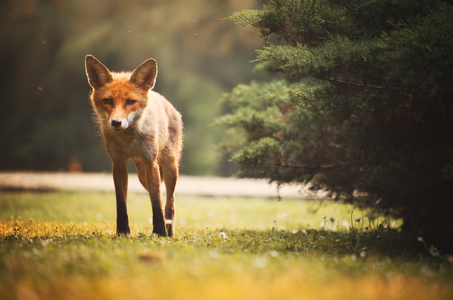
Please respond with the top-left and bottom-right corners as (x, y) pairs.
(0, 172), (326, 199)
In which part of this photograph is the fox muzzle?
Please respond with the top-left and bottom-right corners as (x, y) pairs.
(108, 111), (137, 131)
(108, 118), (130, 131)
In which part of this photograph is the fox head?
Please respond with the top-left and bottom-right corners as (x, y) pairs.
(85, 55), (158, 131)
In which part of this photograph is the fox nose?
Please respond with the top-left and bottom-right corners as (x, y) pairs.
(111, 120), (122, 128)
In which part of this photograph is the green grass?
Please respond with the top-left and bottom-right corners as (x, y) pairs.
(1, 191), (452, 300)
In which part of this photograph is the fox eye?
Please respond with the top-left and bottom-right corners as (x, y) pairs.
(126, 99), (137, 105)
(103, 98), (113, 106)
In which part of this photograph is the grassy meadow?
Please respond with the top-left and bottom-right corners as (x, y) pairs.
(0, 191), (452, 299)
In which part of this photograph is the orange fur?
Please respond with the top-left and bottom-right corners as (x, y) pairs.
(85, 55), (183, 237)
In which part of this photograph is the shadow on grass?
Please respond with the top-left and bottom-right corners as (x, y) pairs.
(215, 227), (429, 259)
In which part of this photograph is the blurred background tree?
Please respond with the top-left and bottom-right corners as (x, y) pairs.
(220, 0), (453, 249)
(0, 0), (267, 175)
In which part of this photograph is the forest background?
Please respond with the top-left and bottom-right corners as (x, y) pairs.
(0, 0), (268, 176)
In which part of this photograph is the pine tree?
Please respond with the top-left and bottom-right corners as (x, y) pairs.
(220, 0), (453, 249)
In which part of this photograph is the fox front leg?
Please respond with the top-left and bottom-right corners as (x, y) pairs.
(112, 161), (130, 235)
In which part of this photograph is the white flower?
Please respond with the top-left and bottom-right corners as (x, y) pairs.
(41, 239), (52, 247)
(219, 231), (228, 240)
(342, 220), (350, 229)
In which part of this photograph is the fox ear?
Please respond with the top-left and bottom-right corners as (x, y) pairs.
(129, 58), (158, 91)
(85, 55), (113, 89)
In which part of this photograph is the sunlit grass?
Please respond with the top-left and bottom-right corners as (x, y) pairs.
(1, 192), (452, 300)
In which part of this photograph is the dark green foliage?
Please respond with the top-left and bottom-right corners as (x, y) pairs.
(221, 0), (453, 249)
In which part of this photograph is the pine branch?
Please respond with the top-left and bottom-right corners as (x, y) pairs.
(278, 162), (343, 169)
(315, 76), (403, 91)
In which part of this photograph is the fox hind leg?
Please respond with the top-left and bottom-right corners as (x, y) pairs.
(146, 161), (167, 237)
(161, 161), (178, 237)
(135, 159), (167, 237)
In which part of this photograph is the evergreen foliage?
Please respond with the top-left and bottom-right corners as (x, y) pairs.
(221, 0), (453, 249)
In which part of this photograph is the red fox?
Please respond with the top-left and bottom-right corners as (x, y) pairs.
(85, 55), (183, 237)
